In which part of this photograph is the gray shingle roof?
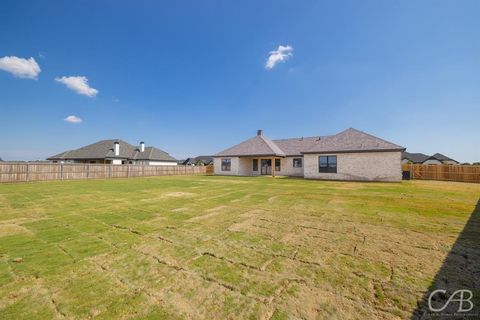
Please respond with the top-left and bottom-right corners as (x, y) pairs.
(302, 128), (405, 154)
(181, 156), (213, 165)
(273, 136), (328, 156)
(48, 139), (133, 160)
(215, 128), (404, 157)
(48, 139), (177, 162)
(431, 153), (458, 163)
(402, 152), (430, 163)
(193, 156), (213, 164)
(402, 152), (458, 164)
(215, 134), (286, 157)
(132, 147), (177, 162)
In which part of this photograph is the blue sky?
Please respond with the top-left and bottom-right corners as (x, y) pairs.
(0, 0), (479, 162)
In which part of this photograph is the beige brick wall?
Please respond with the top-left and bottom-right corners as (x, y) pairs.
(214, 156), (304, 177)
(217, 157), (303, 177)
(238, 157), (252, 176)
(213, 157), (240, 175)
(303, 151), (402, 182)
(278, 157), (304, 177)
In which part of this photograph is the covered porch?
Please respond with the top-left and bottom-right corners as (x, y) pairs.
(238, 156), (283, 177)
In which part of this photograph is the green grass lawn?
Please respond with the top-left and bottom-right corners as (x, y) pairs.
(0, 176), (479, 319)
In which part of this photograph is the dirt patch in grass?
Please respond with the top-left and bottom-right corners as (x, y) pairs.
(188, 206), (229, 222)
(164, 192), (196, 197)
(0, 224), (33, 237)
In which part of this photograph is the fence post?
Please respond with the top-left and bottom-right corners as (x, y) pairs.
(61, 163), (64, 180)
(87, 164), (90, 179)
(109, 164), (112, 179)
(25, 162), (29, 182)
(127, 165), (130, 178)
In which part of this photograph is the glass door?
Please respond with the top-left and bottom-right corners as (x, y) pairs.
(261, 159), (272, 175)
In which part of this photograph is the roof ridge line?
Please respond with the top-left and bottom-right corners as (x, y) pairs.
(273, 135), (331, 141)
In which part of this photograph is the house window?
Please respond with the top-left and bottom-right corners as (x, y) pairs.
(221, 159), (231, 171)
(252, 159), (258, 171)
(275, 159), (281, 172)
(319, 156), (337, 173)
(293, 158), (302, 168)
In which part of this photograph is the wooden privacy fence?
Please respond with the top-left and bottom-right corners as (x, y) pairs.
(402, 164), (480, 184)
(0, 162), (214, 183)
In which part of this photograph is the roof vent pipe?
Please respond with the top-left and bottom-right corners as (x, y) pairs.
(257, 129), (263, 136)
(114, 141), (120, 156)
(140, 141), (145, 152)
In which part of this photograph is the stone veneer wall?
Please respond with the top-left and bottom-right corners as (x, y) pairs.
(303, 151), (402, 182)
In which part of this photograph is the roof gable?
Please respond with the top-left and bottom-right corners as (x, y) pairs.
(403, 152), (458, 164)
(194, 156), (213, 163)
(215, 134), (285, 157)
(431, 153), (458, 163)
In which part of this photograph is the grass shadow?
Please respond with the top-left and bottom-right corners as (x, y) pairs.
(412, 198), (480, 319)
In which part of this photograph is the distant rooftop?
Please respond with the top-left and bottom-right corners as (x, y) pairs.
(48, 139), (177, 162)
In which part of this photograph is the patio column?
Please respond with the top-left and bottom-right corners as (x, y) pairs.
(272, 157), (276, 177)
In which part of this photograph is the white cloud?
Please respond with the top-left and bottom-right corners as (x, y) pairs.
(64, 115), (82, 123)
(265, 45), (293, 70)
(0, 56), (41, 79)
(55, 76), (99, 97)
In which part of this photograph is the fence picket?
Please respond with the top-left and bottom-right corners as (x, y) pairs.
(403, 164), (480, 183)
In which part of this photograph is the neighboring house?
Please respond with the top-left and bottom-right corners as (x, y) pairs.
(401, 152), (430, 164)
(47, 139), (177, 165)
(428, 153), (459, 165)
(181, 156), (213, 166)
(214, 128), (405, 182)
(402, 152), (459, 165)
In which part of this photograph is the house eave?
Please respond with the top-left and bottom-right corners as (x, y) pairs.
(301, 148), (406, 154)
(214, 154), (286, 158)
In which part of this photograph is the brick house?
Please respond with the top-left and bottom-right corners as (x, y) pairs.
(213, 128), (405, 182)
